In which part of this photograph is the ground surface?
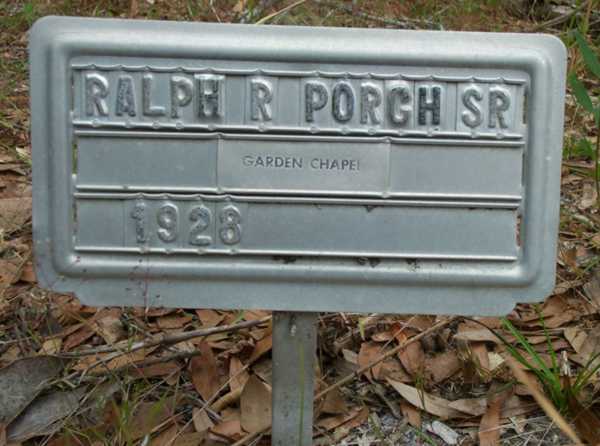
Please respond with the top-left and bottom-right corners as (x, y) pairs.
(1, 1), (600, 445)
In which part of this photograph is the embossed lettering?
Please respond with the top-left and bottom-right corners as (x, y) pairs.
(143, 74), (166, 117)
(489, 86), (510, 129)
(85, 73), (109, 117)
(418, 86), (441, 126)
(197, 74), (223, 118)
(388, 86), (411, 125)
(250, 80), (273, 121)
(360, 83), (382, 125)
(131, 200), (147, 243)
(170, 76), (193, 119)
(332, 82), (354, 123)
(189, 205), (212, 246)
(115, 76), (137, 117)
(305, 82), (328, 122)
(219, 205), (242, 245)
(157, 203), (178, 242)
(461, 86), (483, 128)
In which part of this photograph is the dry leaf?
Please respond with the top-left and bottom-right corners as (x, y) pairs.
(579, 182), (597, 209)
(448, 397), (487, 417)
(425, 351), (461, 383)
(317, 406), (364, 431)
(0, 357), (66, 425)
(386, 379), (466, 420)
(133, 361), (181, 379)
(196, 309), (224, 327)
(426, 420), (459, 445)
(128, 399), (176, 440)
(400, 401), (421, 427)
(321, 387), (348, 415)
(92, 308), (124, 344)
(398, 340), (425, 377)
(192, 408), (214, 434)
(156, 314), (193, 330)
(478, 384), (511, 446)
(190, 342), (220, 402)
(240, 375), (271, 433)
(248, 334), (272, 365)
(7, 387), (86, 442)
(229, 356), (249, 393)
(0, 197), (31, 234)
(358, 342), (383, 380)
(37, 338), (62, 355)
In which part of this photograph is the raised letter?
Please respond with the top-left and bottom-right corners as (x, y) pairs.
(143, 74), (166, 117)
(251, 80), (273, 121)
(332, 82), (354, 123)
(115, 76), (136, 117)
(170, 76), (193, 118)
(360, 83), (382, 124)
(305, 82), (328, 122)
(418, 86), (441, 126)
(196, 74), (223, 118)
(388, 85), (411, 125)
(461, 86), (483, 128)
(489, 87), (510, 129)
(85, 73), (109, 117)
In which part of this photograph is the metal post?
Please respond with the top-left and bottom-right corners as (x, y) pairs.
(272, 311), (318, 446)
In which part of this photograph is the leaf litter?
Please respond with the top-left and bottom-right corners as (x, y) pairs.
(1, 1), (600, 445)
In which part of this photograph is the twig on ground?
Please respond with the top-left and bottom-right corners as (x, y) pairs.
(255, 0), (308, 25)
(60, 315), (271, 358)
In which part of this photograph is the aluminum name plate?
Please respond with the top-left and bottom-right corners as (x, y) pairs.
(30, 17), (566, 315)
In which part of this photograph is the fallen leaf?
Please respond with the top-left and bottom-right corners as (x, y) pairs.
(0, 356), (65, 425)
(192, 408), (214, 434)
(248, 334), (272, 365)
(63, 325), (95, 352)
(425, 351), (461, 383)
(37, 338), (62, 355)
(133, 361), (181, 379)
(583, 274), (600, 311)
(196, 309), (224, 327)
(358, 342), (383, 380)
(7, 387), (86, 442)
(317, 406), (364, 431)
(0, 197), (31, 234)
(128, 399), (177, 440)
(579, 182), (597, 209)
(320, 387), (348, 415)
(156, 314), (193, 330)
(400, 401), (421, 427)
(426, 420), (459, 445)
(448, 397), (487, 417)
(479, 384), (512, 446)
(92, 308), (124, 344)
(0, 259), (19, 286)
(398, 340), (425, 377)
(190, 342), (220, 402)
(229, 356), (249, 393)
(240, 375), (271, 433)
(17, 262), (35, 283)
(386, 379), (466, 419)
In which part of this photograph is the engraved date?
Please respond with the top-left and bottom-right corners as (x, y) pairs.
(130, 200), (242, 247)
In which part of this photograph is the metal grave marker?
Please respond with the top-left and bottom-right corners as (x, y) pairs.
(30, 16), (567, 445)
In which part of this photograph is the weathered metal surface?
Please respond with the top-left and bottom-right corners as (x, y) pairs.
(30, 17), (566, 314)
(272, 312), (318, 446)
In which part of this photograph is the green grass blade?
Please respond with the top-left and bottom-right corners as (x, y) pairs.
(568, 73), (595, 113)
(574, 30), (600, 78)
